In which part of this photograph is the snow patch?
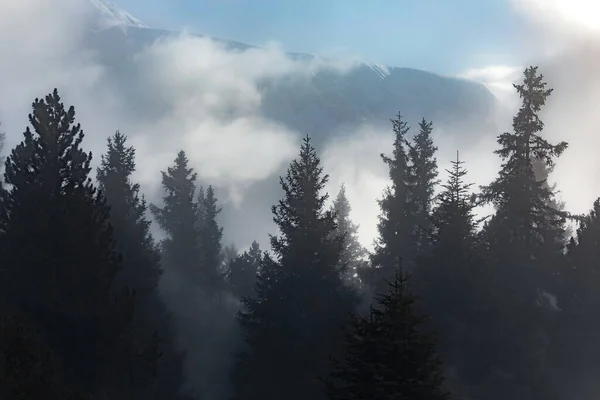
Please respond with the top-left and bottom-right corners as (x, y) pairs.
(89, 0), (148, 31)
(368, 63), (391, 80)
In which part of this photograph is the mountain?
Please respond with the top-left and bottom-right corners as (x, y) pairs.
(85, 0), (497, 143)
(84, 0), (499, 248)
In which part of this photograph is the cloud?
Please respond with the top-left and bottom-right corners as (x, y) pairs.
(453, 0), (600, 222)
(512, 0), (600, 36)
(0, 0), (360, 208)
(458, 65), (522, 106)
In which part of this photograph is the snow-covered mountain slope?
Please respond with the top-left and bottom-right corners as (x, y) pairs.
(89, 0), (148, 30)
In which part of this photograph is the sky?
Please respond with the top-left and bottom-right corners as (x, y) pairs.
(114, 0), (527, 75)
(0, 0), (599, 253)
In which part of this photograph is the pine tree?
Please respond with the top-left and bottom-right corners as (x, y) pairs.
(407, 118), (439, 255)
(222, 242), (239, 271)
(365, 113), (417, 296)
(323, 271), (450, 400)
(0, 89), (147, 397)
(150, 151), (201, 282)
(233, 135), (357, 400)
(481, 66), (568, 261)
(413, 152), (490, 392)
(196, 185), (225, 295)
(551, 199), (600, 394)
(430, 151), (477, 251)
(477, 67), (568, 399)
(330, 183), (367, 286)
(97, 131), (187, 399)
(227, 240), (262, 300)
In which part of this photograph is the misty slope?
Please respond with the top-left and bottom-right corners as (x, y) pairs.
(84, 0), (499, 248)
(84, 0), (497, 142)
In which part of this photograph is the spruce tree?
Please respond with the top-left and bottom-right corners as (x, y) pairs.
(196, 185), (225, 295)
(477, 66), (568, 399)
(330, 183), (367, 286)
(227, 240), (262, 300)
(407, 118), (439, 255)
(222, 243), (239, 271)
(323, 271), (449, 400)
(366, 113), (417, 296)
(97, 131), (187, 399)
(481, 66), (568, 261)
(0, 89), (147, 397)
(413, 152), (490, 391)
(552, 198), (600, 392)
(233, 135), (357, 400)
(151, 151), (201, 282)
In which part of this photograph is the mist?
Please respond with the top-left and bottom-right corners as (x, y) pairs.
(1, 0), (599, 398)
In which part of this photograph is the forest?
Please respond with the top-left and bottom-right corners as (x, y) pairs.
(0, 65), (598, 400)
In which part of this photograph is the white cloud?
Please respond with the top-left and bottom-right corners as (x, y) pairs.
(0, 0), (359, 207)
(512, 0), (600, 35)
(454, 0), (600, 221)
(459, 65), (522, 107)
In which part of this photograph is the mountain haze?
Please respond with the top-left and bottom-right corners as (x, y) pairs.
(66, 0), (501, 248)
(85, 0), (498, 143)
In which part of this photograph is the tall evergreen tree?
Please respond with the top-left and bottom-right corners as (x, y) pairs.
(151, 151), (201, 282)
(0, 89), (149, 397)
(196, 185), (225, 295)
(233, 135), (357, 400)
(227, 240), (262, 300)
(97, 131), (187, 399)
(222, 242), (240, 271)
(548, 199), (600, 399)
(477, 66), (568, 399)
(413, 152), (490, 394)
(323, 271), (450, 400)
(330, 183), (367, 286)
(365, 113), (417, 296)
(407, 118), (439, 255)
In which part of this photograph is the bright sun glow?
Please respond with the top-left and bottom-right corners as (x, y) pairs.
(515, 0), (600, 32)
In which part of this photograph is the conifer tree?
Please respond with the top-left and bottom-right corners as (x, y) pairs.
(407, 118), (439, 255)
(0, 89), (148, 397)
(151, 151), (201, 281)
(330, 183), (367, 286)
(227, 240), (262, 300)
(233, 135), (357, 400)
(413, 152), (489, 390)
(477, 66), (568, 399)
(196, 185), (225, 295)
(430, 151), (477, 251)
(323, 271), (449, 400)
(481, 66), (568, 261)
(366, 113), (417, 296)
(97, 131), (187, 399)
(222, 242), (239, 271)
(552, 199), (600, 388)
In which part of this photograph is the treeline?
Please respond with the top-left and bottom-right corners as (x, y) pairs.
(0, 66), (598, 400)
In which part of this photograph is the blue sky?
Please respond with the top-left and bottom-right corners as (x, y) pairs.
(114, 0), (528, 75)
